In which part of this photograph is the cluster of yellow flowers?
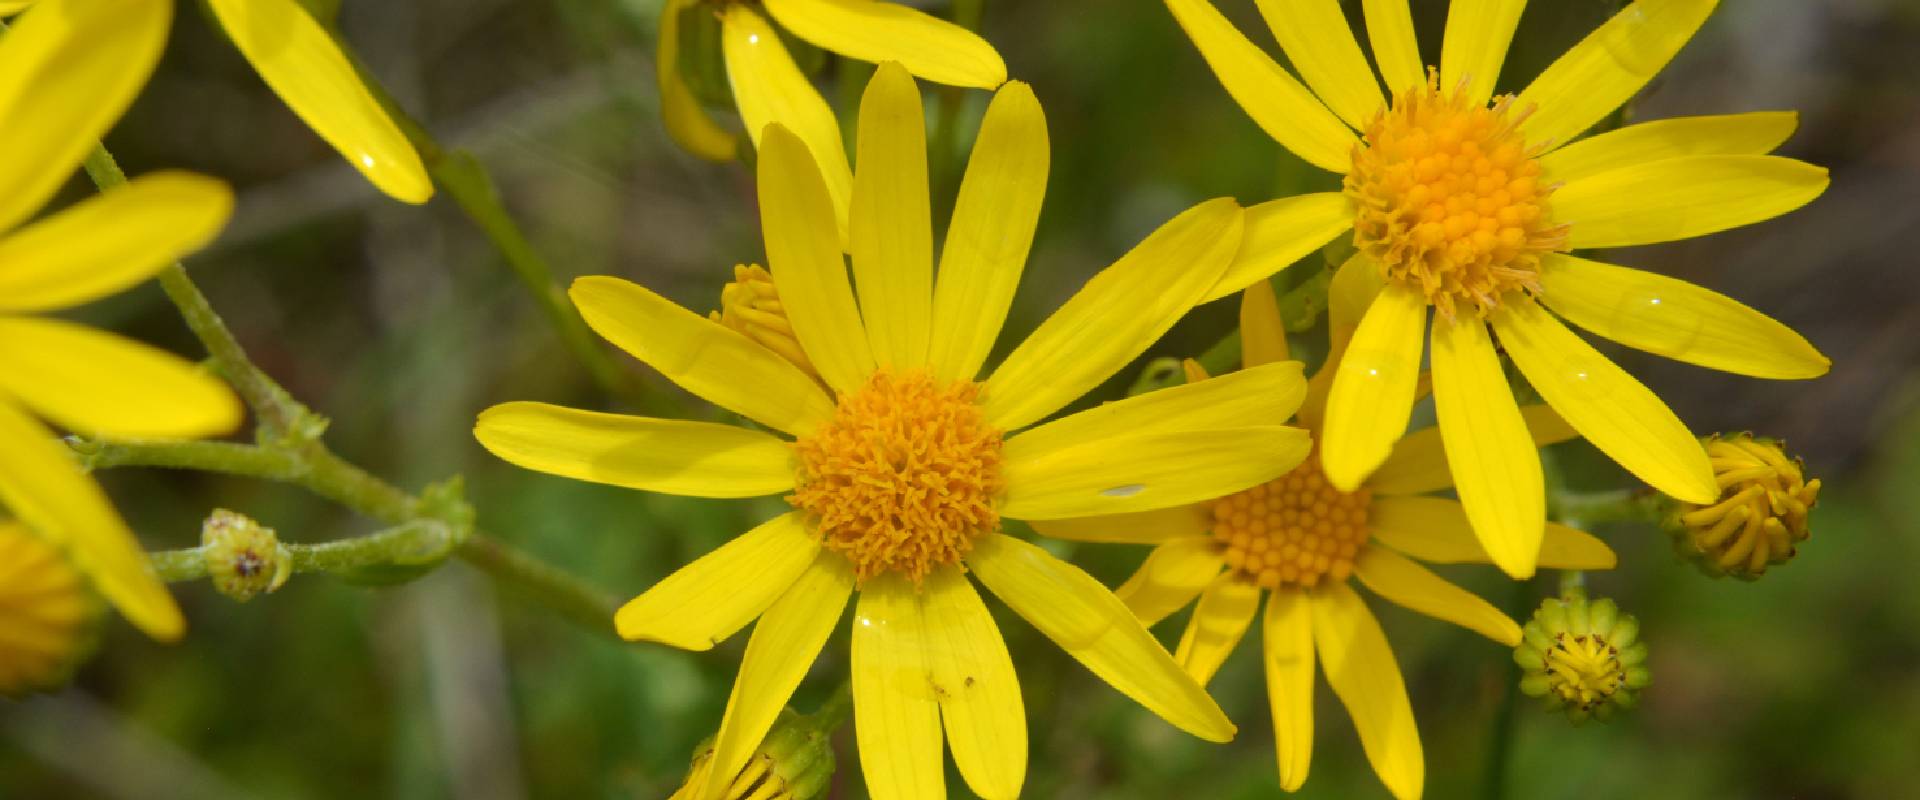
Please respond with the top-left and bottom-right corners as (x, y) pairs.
(0, 0), (1831, 797)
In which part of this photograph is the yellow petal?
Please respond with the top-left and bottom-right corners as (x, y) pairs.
(1428, 317), (1544, 579)
(1367, 404), (1580, 496)
(1537, 253), (1830, 380)
(1239, 279), (1290, 369)
(763, 0), (1005, 88)
(1517, 0), (1719, 149)
(700, 554), (854, 800)
(1369, 496), (1617, 570)
(1114, 537), (1224, 626)
(1352, 547), (1521, 645)
(756, 122), (875, 394)
(985, 198), (1244, 431)
(966, 534), (1236, 742)
(614, 512), (818, 650)
(0, 399), (181, 640)
(1001, 426), (1312, 521)
(1320, 283), (1427, 491)
(473, 402), (795, 498)
(1253, 0), (1385, 129)
(1027, 504), (1211, 545)
(1301, 252), (1386, 428)
(1162, 0), (1356, 173)
(1204, 192), (1353, 304)
(1174, 575), (1261, 685)
(1264, 589), (1315, 792)
(850, 62), (934, 369)
(0, 0), (171, 232)
(922, 569), (1026, 800)
(1362, 0), (1424, 95)
(851, 575), (947, 800)
(927, 81), (1048, 383)
(1440, 0), (1526, 106)
(1490, 300), (1717, 503)
(1309, 583), (1423, 800)
(206, 0), (431, 203)
(657, 0), (739, 162)
(570, 276), (834, 435)
(1557, 155), (1828, 249)
(724, 5), (854, 244)
(1005, 360), (1307, 458)
(0, 317), (240, 439)
(1540, 112), (1798, 183)
(0, 171), (230, 312)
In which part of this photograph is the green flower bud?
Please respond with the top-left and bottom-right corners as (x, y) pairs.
(1514, 589), (1649, 724)
(672, 708), (835, 800)
(1666, 433), (1819, 580)
(201, 509), (291, 602)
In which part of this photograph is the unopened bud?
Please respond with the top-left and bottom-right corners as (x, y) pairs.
(1667, 433), (1820, 580)
(711, 264), (818, 378)
(0, 521), (102, 697)
(202, 509), (291, 602)
(1514, 589), (1648, 724)
(671, 708), (835, 800)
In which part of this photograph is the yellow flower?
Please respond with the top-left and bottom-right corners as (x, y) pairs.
(658, 0), (1005, 242)
(1035, 279), (1618, 800)
(476, 63), (1313, 800)
(0, 0), (242, 640)
(0, 521), (102, 697)
(1163, 0), (1831, 579)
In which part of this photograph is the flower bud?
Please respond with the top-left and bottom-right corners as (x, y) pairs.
(202, 509), (291, 602)
(671, 708), (835, 800)
(1667, 433), (1820, 580)
(0, 521), (102, 697)
(712, 264), (817, 378)
(1514, 589), (1648, 724)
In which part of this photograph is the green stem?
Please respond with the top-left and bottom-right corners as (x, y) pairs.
(807, 678), (855, 733)
(1551, 488), (1668, 526)
(149, 519), (451, 581)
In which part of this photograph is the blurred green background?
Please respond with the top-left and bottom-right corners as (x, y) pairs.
(5, 0), (1920, 797)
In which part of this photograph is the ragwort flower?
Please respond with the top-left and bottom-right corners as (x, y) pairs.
(476, 64), (1316, 800)
(1036, 277), (1616, 800)
(1163, 0), (1831, 579)
(0, 521), (102, 697)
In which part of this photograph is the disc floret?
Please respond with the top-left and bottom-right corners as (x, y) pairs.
(1209, 458), (1371, 590)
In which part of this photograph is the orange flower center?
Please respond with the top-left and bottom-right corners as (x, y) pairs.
(1345, 71), (1568, 320)
(789, 370), (1004, 583)
(1210, 458), (1371, 590)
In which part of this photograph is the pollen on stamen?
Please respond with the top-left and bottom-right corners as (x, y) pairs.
(788, 370), (1004, 584)
(1208, 456), (1371, 590)
(1345, 69), (1570, 320)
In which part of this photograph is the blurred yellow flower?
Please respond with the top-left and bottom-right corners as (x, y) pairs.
(1036, 278), (1617, 800)
(1164, 0), (1831, 579)
(0, 0), (241, 640)
(0, 521), (101, 697)
(476, 64), (1312, 800)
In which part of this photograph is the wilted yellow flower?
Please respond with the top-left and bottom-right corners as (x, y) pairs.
(0, 521), (102, 697)
(1669, 433), (1819, 579)
(477, 64), (1311, 800)
(0, 0), (242, 641)
(1036, 279), (1616, 800)
(1164, 0), (1830, 580)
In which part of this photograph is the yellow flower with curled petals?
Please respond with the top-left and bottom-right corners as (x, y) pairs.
(0, 0), (242, 641)
(1035, 277), (1617, 800)
(476, 64), (1315, 800)
(1163, 0), (1831, 579)
(0, 521), (102, 697)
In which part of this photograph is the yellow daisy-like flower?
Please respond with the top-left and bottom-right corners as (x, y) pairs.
(1037, 277), (1617, 800)
(658, 0), (1005, 242)
(477, 63), (1316, 800)
(0, 521), (102, 697)
(1163, 0), (1831, 579)
(0, 0), (242, 640)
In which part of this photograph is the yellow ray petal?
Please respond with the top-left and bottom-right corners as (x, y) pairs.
(1254, 0), (1386, 129)
(0, 317), (240, 439)
(1174, 575), (1261, 685)
(1205, 192), (1353, 304)
(1005, 360), (1306, 458)
(850, 62), (934, 369)
(1490, 300), (1717, 503)
(984, 198), (1244, 431)
(1239, 278), (1291, 369)
(1309, 583), (1423, 800)
(1428, 317), (1544, 579)
(1114, 538), (1225, 626)
(1264, 589), (1315, 792)
(1162, 0), (1356, 173)
(1362, 0), (1424, 95)
(614, 513), (818, 649)
(966, 534), (1236, 742)
(1352, 547), (1521, 645)
(0, 171), (231, 313)
(1517, 0), (1719, 149)
(1540, 112), (1797, 183)
(1320, 284), (1427, 491)
(1301, 252), (1386, 428)
(757, 123), (875, 393)
(1440, 0), (1526, 106)
(927, 80), (1048, 383)
(657, 0), (739, 162)
(1028, 504), (1211, 545)
(1557, 155), (1828, 249)
(1001, 426), (1312, 521)
(851, 575), (947, 800)
(701, 554), (853, 800)
(724, 5), (854, 243)
(570, 276), (834, 435)
(0, 0), (171, 232)
(923, 569), (1026, 800)
(206, 0), (431, 203)
(1369, 496), (1617, 570)
(1367, 404), (1579, 496)
(473, 402), (795, 498)
(0, 400), (181, 640)
(763, 0), (1005, 88)
(1537, 253), (1829, 380)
